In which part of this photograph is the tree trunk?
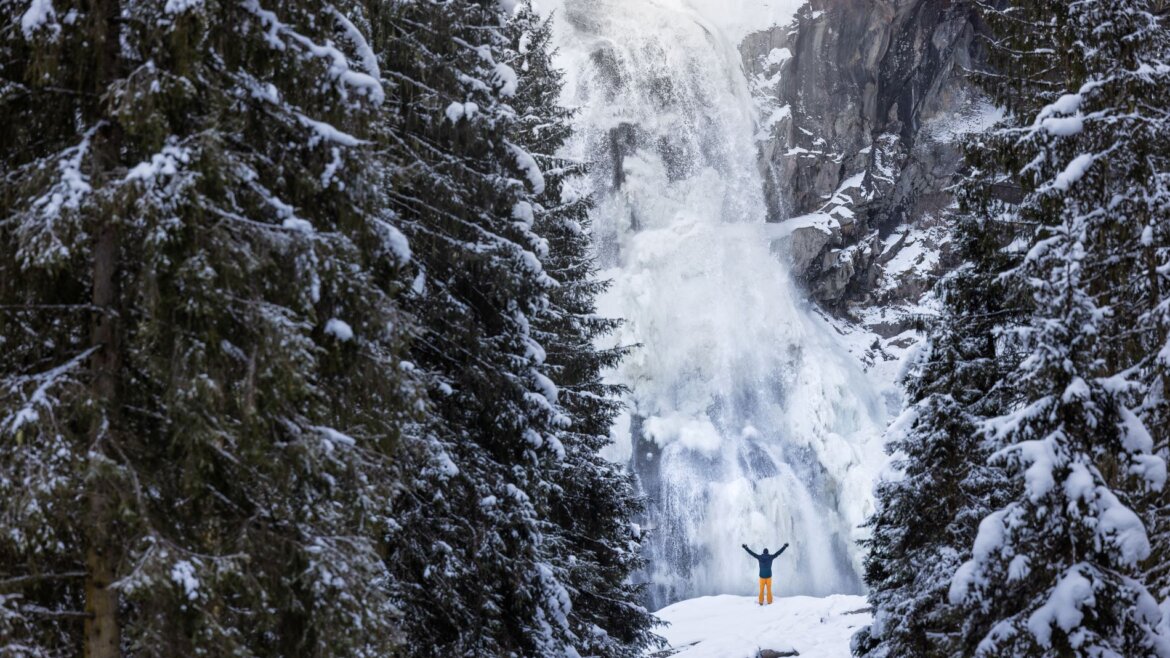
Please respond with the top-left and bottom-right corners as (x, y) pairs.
(85, 220), (122, 658)
(83, 0), (125, 653)
(84, 544), (120, 658)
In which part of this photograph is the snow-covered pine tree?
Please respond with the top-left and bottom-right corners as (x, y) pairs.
(505, 4), (662, 655)
(853, 223), (1022, 658)
(1, 2), (416, 655)
(851, 5), (1068, 652)
(948, 2), (1170, 655)
(1094, 7), (1170, 601)
(970, 0), (1080, 116)
(376, 1), (585, 654)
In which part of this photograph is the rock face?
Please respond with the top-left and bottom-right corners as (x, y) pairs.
(742, 0), (999, 335)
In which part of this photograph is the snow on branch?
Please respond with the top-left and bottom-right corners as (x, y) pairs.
(241, 0), (384, 105)
(17, 123), (102, 266)
(20, 0), (60, 39)
(2, 347), (98, 435)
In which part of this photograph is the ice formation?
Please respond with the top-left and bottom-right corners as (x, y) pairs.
(551, 0), (889, 607)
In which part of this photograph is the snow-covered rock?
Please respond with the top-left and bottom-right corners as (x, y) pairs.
(653, 594), (871, 658)
(742, 0), (997, 320)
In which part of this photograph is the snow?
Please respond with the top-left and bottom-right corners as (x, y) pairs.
(1052, 153), (1095, 191)
(315, 425), (357, 452)
(330, 7), (380, 78)
(1118, 405), (1155, 454)
(170, 560), (200, 601)
(373, 217), (411, 265)
(880, 228), (943, 286)
(1026, 567), (1094, 647)
(3, 347), (97, 434)
(769, 211), (837, 239)
(654, 594), (871, 658)
(30, 126), (97, 226)
(493, 62), (519, 97)
(324, 318), (354, 341)
(125, 143), (190, 183)
(281, 217), (314, 233)
(164, 0), (203, 14)
(1041, 115), (1083, 136)
(20, 0), (57, 38)
(445, 101), (479, 122)
(1095, 487), (1151, 565)
(297, 113), (362, 147)
(950, 510), (1009, 604)
(243, 0), (384, 104)
(507, 142), (546, 194)
(1019, 439), (1058, 501)
(764, 47), (793, 67)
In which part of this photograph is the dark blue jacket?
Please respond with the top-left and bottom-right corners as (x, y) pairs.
(743, 544), (787, 578)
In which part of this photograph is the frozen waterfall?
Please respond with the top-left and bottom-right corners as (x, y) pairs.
(551, 0), (887, 608)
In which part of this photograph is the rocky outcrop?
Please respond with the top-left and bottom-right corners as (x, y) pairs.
(742, 0), (999, 333)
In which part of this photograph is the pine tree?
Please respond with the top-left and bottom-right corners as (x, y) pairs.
(376, 1), (586, 654)
(506, 4), (662, 655)
(857, 2), (1170, 655)
(853, 206), (1024, 658)
(1, 1), (416, 655)
(947, 2), (1170, 655)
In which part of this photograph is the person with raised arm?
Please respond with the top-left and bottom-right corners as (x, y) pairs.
(742, 542), (789, 605)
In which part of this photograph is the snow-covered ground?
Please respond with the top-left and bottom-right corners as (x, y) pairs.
(653, 594), (871, 658)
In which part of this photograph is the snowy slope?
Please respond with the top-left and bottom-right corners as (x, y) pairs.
(654, 595), (871, 658)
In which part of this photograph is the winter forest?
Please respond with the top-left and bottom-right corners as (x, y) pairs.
(1, 0), (1169, 656)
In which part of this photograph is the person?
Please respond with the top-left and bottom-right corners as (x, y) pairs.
(742, 542), (789, 605)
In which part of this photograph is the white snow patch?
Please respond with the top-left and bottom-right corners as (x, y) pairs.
(125, 143), (190, 183)
(445, 101), (480, 123)
(654, 594), (871, 658)
(1027, 567), (1094, 647)
(170, 560), (200, 601)
(330, 7), (380, 78)
(1052, 153), (1094, 191)
(493, 62), (519, 97)
(324, 318), (354, 341)
(507, 142), (546, 194)
(315, 425), (357, 452)
(298, 113), (362, 147)
(164, 0), (203, 14)
(21, 0), (58, 38)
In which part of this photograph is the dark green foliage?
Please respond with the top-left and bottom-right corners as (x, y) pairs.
(1, 2), (422, 655)
(0, 1), (663, 656)
(861, 1), (1170, 656)
(854, 211), (1023, 658)
(506, 4), (662, 655)
(373, 1), (659, 655)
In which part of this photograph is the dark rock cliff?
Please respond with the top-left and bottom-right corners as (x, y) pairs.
(742, 0), (997, 336)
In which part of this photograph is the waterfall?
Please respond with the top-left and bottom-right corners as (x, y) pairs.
(551, 0), (887, 609)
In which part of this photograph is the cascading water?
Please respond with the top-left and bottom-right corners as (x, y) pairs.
(550, 0), (888, 609)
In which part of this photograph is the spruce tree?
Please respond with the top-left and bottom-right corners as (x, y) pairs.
(853, 225), (1020, 657)
(1, 2), (415, 655)
(377, 1), (584, 654)
(506, 4), (662, 655)
(857, 2), (1170, 655)
(947, 2), (1170, 655)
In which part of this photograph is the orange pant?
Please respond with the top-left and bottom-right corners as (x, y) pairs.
(758, 578), (773, 604)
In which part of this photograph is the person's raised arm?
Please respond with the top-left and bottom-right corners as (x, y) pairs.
(775, 542), (789, 556)
(742, 543), (759, 558)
